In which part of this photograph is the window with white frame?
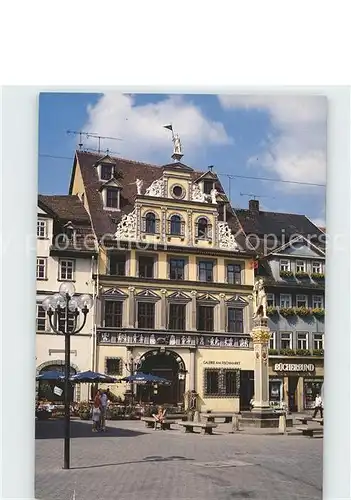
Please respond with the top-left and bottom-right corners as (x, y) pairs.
(313, 333), (324, 350)
(269, 331), (276, 350)
(297, 332), (309, 350)
(280, 331), (292, 350)
(296, 294), (308, 308)
(267, 294), (275, 307)
(279, 294), (292, 308)
(279, 259), (290, 272)
(296, 260), (306, 273)
(59, 259), (75, 281)
(36, 258), (47, 279)
(312, 261), (323, 274)
(37, 219), (47, 238)
(36, 305), (47, 331)
(312, 295), (323, 309)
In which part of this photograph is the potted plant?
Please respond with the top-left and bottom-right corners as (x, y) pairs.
(268, 348), (278, 355)
(296, 348), (311, 356)
(279, 270), (294, 278)
(267, 306), (278, 316)
(295, 271), (309, 279)
(296, 306), (312, 317)
(312, 308), (325, 319)
(311, 272), (325, 280)
(77, 401), (91, 420)
(279, 307), (296, 318)
(280, 348), (296, 356)
(313, 349), (324, 356)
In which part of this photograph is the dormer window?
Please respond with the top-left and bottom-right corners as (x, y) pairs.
(203, 180), (214, 194)
(101, 164), (114, 180)
(64, 221), (75, 241)
(106, 188), (119, 209)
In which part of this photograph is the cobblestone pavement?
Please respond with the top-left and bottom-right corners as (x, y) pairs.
(36, 419), (323, 500)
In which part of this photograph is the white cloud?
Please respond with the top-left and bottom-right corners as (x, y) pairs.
(311, 217), (326, 229)
(218, 95), (327, 189)
(83, 93), (231, 163)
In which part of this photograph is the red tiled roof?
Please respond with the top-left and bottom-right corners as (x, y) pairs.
(71, 151), (248, 250)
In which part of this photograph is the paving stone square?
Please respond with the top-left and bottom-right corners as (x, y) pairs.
(36, 419), (323, 500)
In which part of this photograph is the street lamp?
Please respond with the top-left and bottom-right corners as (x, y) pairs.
(41, 282), (93, 470)
(124, 355), (140, 405)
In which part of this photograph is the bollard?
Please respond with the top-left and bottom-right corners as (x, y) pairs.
(232, 414), (240, 433)
(278, 414), (287, 434)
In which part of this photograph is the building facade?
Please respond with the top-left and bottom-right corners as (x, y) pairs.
(236, 200), (325, 412)
(36, 195), (97, 401)
(69, 150), (257, 411)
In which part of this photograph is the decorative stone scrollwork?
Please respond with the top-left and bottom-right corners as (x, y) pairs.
(218, 221), (239, 250)
(250, 327), (271, 344)
(115, 210), (137, 240)
(190, 290), (198, 297)
(145, 178), (165, 198)
(219, 293), (226, 300)
(191, 184), (208, 203)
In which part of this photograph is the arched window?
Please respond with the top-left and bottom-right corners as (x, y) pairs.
(145, 212), (156, 233)
(197, 217), (208, 239)
(170, 215), (181, 235)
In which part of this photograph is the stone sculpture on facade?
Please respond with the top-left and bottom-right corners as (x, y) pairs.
(210, 188), (218, 204)
(145, 178), (165, 198)
(115, 210), (137, 240)
(252, 278), (268, 319)
(136, 178), (143, 195)
(218, 221), (239, 250)
(191, 183), (208, 203)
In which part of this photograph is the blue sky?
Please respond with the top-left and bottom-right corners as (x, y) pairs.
(38, 92), (326, 226)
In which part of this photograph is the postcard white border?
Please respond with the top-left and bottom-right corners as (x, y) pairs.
(1, 86), (350, 500)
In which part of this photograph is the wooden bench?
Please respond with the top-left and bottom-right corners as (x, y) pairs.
(179, 421), (218, 435)
(141, 417), (176, 430)
(296, 425), (324, 437)
(201, 413), (234, 424)
(296, 416), (313, 425)
(312, 418), (324, 426)
(166, 413), (188, 421)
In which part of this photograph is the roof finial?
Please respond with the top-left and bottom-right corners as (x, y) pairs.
(164, 124), (184, 163)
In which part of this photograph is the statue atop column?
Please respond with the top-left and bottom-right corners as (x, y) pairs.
(253, 278), (267, 319)
(164, 124), (184, 162)
(173, 133), (182, 155)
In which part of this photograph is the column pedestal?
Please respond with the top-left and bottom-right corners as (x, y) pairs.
(240, 317), (292, 428)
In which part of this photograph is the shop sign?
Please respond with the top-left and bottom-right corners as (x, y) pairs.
(274, 363), (315, 372)
(203, 361), (241, 366)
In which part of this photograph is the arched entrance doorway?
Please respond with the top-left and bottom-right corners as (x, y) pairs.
(37, 361), (78, 402)
(137, 350), (186, 405)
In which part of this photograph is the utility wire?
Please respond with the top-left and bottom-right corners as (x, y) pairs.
(39, 153), (326, 188)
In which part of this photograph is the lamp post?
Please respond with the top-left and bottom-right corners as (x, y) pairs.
(124, 355), (140, 405)
(41, 282), (93, 470)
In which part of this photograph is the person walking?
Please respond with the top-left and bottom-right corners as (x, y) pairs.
(92, 391), (101, 432)
(100, 390), (108, 432)
(312, 393), (323, 419)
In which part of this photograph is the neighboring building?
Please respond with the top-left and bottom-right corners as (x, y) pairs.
(36, 195), (97, 401)
(69, 150), (257, 412)
(236, 200), (325, 412)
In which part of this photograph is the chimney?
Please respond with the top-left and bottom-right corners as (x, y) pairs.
(249, 199), (260, 213)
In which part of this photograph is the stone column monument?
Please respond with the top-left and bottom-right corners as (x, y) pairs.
(240, 279), (292, 428)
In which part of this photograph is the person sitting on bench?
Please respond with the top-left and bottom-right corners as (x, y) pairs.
(152, 406), (166, 430)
